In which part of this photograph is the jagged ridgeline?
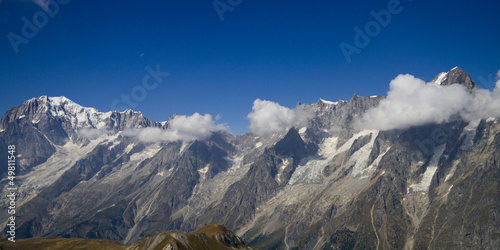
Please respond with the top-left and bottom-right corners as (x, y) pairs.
(1, 67), (499, 249)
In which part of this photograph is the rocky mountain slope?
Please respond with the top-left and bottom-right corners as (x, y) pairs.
(1, 67), (499, 249)
(128, 224), (257, 250)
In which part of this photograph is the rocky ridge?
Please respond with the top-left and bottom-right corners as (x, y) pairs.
(0, 67), (499, 249)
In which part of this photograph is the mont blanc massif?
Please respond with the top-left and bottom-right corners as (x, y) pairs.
(1, 67), (499, 249)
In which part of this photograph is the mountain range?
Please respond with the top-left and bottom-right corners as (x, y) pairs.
(1, 67), (499, 249)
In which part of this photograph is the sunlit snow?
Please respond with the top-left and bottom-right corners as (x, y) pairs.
(408, 144), (446, 192)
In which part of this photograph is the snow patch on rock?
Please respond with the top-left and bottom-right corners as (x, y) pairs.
(460, 119), (480, 150)
(409, 144), (446, 193)
(198, 164), (210, 175)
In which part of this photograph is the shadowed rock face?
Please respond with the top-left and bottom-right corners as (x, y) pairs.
(0, 96), (165, 177)
(1, 68), (499, 249)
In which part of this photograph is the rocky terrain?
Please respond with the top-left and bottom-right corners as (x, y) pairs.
(0, 67), (499, 249)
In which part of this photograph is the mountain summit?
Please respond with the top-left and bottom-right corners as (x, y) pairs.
(431, 66), (477, 90)
(1, 68), (499, 249)
(0, 95), (164, 134)
(0, 95), (165, 175)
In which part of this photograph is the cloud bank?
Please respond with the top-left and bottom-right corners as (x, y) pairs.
(124, 113), (227, 143)
(78, 128), (110, 140)
(357, 71), (500, 130)
(247, 99), (314, 136)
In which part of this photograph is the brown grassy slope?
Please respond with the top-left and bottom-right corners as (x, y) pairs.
(0, 237), (126, 250)
(129, 224), (258, 250)
(0, 224), (259, 250)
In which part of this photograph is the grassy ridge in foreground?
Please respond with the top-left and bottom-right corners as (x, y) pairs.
(0, 224), (258, 250)
(0, 237), (126, 250)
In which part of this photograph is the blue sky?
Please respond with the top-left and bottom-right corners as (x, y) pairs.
(1, 0), (499, 134)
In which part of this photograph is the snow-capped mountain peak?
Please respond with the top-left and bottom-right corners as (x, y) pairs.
(432, 72), (448, 85)
(1, 68), (499, 249)
(318, 98), (338, 106)
(431, 66), (477, 90)
(26, 95), (111, 129)
(0, 96), (165, 144)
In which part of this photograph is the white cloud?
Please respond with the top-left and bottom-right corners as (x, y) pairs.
(77, 128), (109, 140)
(357, 71), (500, 130)
(462, 70), (500, 120)
(168, 113), (228, 141)
(247, 99), (313, 136)
(123, 113), (227, 143)
(123, 127), (164, 142)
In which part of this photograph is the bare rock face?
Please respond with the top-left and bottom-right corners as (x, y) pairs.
(431, 66), (477, 91)
(1, 67), (499, 249)
(0, 96), (164, 176)
(0, 116), (56, 175)
(128, 224), (256, 250)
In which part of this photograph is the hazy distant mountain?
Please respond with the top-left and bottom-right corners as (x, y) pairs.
(1, 67), (499, 249)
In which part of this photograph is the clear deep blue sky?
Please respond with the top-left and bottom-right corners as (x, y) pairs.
(1, 0), (499, 134)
